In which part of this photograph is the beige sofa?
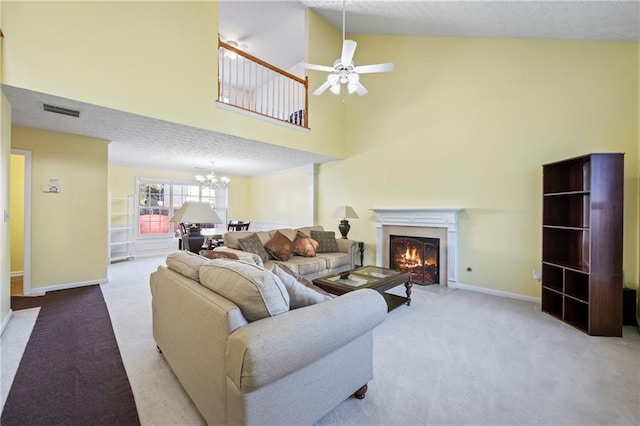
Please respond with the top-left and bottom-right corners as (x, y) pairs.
(216, 225), (357, 279)
(150, 253), (387, 425)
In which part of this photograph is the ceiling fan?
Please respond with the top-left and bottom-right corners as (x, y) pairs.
(302, 0), (394, 96)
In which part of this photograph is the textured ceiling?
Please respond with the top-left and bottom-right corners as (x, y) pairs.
(3, 85), (337, 176)
(301, 0), (640, 41)
(6, 1), (639, 176)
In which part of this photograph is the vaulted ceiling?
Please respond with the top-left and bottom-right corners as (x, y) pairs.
(6, 1), (639, 176)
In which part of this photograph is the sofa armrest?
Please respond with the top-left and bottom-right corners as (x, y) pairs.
(226, 289), (387, 393)
(336, 238), (357, 254)
(213, 247), (263, 267)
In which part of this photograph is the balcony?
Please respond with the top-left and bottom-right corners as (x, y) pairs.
(218, 38), (308, 129)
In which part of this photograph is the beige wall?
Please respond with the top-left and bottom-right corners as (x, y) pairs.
(9, 153), (23, 272)
(1, 8), (11, 329)
(248, 165), (314, 226)
(108, 164), (251, 224)
(316, 36), (639, 298)
(1, 1), (344, 159)
(0, 92), (11, 330)
(12, 127), (108, 291)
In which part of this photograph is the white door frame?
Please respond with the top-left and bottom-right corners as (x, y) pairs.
(10, 149), (31, 295)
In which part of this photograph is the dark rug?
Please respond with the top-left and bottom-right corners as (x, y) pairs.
(1, 285), (140, 425)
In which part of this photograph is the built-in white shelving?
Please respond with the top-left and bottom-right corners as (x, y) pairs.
(109, 194), (135, 263)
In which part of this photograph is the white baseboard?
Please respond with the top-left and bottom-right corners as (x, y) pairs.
(10, 271), (23, 278)
(0, 310), (14, 336)
(449, 281), (541, 303)
(24, 278), (107, 296)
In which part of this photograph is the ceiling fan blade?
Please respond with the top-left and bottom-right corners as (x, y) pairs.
(313, 80), (334, 96)
(300, 63), (335, 72)
(341, 40), (357, 65)
(354, 81), (368, 96)
(353, 63), (395, 74)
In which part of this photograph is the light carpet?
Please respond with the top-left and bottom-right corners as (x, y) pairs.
(3, 255), (639, 425)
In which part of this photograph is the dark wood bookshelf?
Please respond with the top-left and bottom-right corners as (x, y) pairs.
(541, 153), (623, 336)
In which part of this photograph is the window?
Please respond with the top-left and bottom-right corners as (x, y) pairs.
(136, 178), (228, 237)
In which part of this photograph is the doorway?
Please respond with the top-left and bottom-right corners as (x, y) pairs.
(10, 149), (31, 296)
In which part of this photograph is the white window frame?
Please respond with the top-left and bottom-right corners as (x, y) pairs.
(135, 177), (229, 239)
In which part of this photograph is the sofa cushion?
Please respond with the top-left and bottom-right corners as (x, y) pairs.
(199, 259), (290, 322)
(292, 231), (319, 257)
(310, 230), (339, 253)
(238, 233), (270, 263)
(276, 256), (328, 277)
(166, 251), (208, 281)
(264, 231), (294, 261)
(199, 250), (240, 260)
(271, 264), (331, 309)
(315, 252), (353, 270)
(274, 263), (331, 296)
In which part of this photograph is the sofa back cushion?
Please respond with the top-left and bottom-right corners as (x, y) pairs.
(270, 228), (297, 241)
(199, 259), (290, 322)
(296, 225), (324, 235)
(166, 251), (208, 281)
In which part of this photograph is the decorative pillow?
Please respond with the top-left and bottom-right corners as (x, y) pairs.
(199, 250), (240, 260)
(293, 231), (319, 257)
(199, 259), (290, 322)
(275, 263), (332, 297)
(272, 264), (332, 309)
(264, 230), (294, 261)
(166, 251), (208, 281)
(310, 230), (340, 253)
(238, 233), (270, 263)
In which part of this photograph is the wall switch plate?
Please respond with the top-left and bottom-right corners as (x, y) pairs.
(42, 184), (60, 193)
(533, 269), (542, 281)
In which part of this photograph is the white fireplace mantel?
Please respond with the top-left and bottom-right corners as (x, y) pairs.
(371, 208), (464, 285)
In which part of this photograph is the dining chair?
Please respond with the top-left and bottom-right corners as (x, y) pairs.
(227, 221), (250, 231)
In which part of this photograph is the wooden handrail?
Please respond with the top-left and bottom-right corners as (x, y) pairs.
(218, 36), (306, 86)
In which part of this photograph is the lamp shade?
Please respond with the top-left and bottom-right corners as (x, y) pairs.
(170, 201), (222, 224)
(333, 205), (359, 220)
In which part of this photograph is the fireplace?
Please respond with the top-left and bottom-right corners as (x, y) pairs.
(390, 235), (440, 285)
(372, 208), (463, 286)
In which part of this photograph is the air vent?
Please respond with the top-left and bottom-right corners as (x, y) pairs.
(42, 103), (81, 118)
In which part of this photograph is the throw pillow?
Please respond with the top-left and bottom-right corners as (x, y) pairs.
(275, 263), (332, 297)
(166, 251), (208, 282)
(272, 264), (332, 309)
(293, 231), (319, 257)
(199, 250), (240, 260)
(310, 230), (339, 253)
(264, 230), (294, 261)
(199, 259), (290, 322)
(238, 233), (270, 263)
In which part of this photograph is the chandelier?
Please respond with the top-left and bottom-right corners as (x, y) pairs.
(195, 162), (230, 190)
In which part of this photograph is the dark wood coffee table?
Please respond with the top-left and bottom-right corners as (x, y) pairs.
(312, 266), (412, 312)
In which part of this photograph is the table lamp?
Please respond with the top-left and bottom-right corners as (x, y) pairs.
(170, 202), (222, 249)
(333, 205), (359, 239)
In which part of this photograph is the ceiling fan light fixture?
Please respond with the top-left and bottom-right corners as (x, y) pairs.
(302, 0), (393, 97)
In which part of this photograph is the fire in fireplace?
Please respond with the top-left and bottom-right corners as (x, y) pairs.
(390, 235), (439, 285)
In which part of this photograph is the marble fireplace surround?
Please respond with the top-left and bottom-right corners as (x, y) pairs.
(371, 208), (463, 286)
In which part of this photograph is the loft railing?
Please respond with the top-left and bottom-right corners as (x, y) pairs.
(218, 38), (309, 128)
